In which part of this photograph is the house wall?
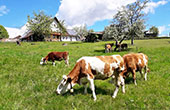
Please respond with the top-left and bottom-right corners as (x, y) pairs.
(51, 20), (60, 32)
(61, 36), (77, 41)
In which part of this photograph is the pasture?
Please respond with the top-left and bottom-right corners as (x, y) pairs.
(0, 39), (170, 110)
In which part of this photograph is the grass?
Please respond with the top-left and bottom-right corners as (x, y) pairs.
(0, 39), (170, 110)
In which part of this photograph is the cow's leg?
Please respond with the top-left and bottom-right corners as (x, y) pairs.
(144, 66), (147, 81)
(112, 75), (125, 98)
(132, 69), (137, 85)
(52, 62), (55, 66)
(52, 59), (55, 66)
(105, 48), (107, 53)
(139, 69), (144, 79)
(65, 56), (69, 66)
(120, 75), (125, 94)
(84, 84), (88, 94)
(87, 76), (96, 101)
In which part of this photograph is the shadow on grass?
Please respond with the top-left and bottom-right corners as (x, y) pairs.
(125, 77), (134, 84)
(70, 42), (83, 45)
(54, 86), (113, 98)
(94, 48), (133, 53)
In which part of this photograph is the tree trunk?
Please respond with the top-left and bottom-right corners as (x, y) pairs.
(60, 36), (62, 41)
(131, 35), (134, 45)
(114, 40), (119, 51)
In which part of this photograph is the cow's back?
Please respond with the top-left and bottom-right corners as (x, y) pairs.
(123, 53), (148, 70)
(77, 55), (124, 78)
(48, 52), (68, 60)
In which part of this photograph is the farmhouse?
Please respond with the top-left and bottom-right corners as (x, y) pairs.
(5, 17), (79, 42)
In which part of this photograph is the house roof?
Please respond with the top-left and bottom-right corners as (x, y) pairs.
(7, 17), (78, 40)
(66, 29), (77, 36)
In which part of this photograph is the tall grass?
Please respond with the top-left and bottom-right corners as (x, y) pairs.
(0, 39), (170, 110)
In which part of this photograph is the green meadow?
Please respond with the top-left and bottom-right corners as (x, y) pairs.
(0, 39), (170, 110)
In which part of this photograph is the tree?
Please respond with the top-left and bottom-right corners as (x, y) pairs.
(27, 11), (53, 41)
(149, 26), (159, 37)
(73, 25), (88, 41)
(53, 18), (68, 41)
(103, 0), (149, 45)
(0, 25), (9, 39)
(126, 0), (149, 45)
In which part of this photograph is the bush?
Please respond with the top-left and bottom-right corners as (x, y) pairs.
(0, 25), (9, 39)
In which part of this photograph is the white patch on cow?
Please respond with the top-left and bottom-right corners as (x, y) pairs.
(112, 55), (124, 71)
(77, 57), (105, 75)
(53, 62), (56, 66)
(65, 55), (69, 65)
(138, 59), (142, 65)
(63, 75), (67, 79)
(142, 54), (147, 65)
(110, 62), (118, 69)
(120, 65), (125, 71)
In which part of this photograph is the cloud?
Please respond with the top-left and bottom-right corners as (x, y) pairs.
(56, 0), (169, 28)
(143, 0), (168, 14)
(0, 5), (9, 16)
(158, 26), (166, 34)
(56, 0), (136, 27)
(158, 25), (170, 36)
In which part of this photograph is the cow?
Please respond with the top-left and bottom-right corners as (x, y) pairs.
(120, 43), (128, 50)
(56, 55), (126, 101)
(40, 52), (69, 66)
(105, 43), (114, 53)
(121, 53), (149, 85)
(114, 42), (128, 52)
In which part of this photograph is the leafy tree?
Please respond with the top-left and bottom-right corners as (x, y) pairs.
(73, 25), (88, 40)
(53, 18), (68, 41)
(149, 26), (159, 37)
(0, 25), (9, 39)
(27, 11), (53, 41)
(103, 0), (149, 45)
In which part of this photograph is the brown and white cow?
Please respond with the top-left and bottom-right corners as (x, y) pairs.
(40, 52), (69, 66)
(105, 43), (114, 53)
(121, 53), (149, 85)
(56, 55), (125, 101)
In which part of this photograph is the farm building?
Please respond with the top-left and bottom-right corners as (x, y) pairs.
(85, 31), (103, 42)
(5, 17), (80, 42)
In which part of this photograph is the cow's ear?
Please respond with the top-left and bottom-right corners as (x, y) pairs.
(67, 77), (72, 83)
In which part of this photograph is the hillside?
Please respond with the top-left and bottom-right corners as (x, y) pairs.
(0, 39), (170, 110)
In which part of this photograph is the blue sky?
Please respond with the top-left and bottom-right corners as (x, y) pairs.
(0, 0), (170, 36)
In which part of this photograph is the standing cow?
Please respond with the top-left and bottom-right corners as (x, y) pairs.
(40, 52), (69, 66)
(56, 55), (126, 101)
(121, 53), (149, 85)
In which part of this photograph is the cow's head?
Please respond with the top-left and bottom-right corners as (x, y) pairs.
(40, 57), (46, 65)
(56, 75), (73, 95)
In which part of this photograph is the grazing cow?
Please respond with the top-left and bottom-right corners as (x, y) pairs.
(121, 53), (149, 85)
(105, 43), (114, 53)
(56, 55), (125, 101)
(40, 52), (69, 66)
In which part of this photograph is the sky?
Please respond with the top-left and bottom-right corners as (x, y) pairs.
(0, 0), (170, 36)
